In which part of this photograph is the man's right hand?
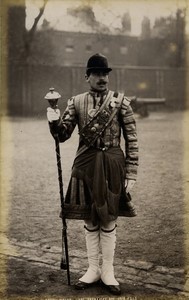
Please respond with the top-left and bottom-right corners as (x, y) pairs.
(47, 107), (60, 123)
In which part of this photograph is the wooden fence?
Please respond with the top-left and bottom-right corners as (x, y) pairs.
(7, 64), (187, 116)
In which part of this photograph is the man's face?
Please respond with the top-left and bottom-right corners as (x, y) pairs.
(85, 71), (109, 92)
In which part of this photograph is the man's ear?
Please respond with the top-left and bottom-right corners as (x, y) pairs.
(85, 74), (90, 82)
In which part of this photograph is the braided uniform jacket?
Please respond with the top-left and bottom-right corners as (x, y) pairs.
(53, 90), (138, 180)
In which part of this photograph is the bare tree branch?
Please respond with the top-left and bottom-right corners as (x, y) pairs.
(23, 0), (48, 61)
(28, 0), (48, 41)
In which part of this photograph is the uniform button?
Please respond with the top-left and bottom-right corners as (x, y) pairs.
(91, 127), (96, 132)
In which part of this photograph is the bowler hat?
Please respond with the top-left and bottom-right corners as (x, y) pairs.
(86, 53), (112, 74)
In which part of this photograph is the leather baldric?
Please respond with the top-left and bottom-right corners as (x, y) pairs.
(79, 91), (124, 148)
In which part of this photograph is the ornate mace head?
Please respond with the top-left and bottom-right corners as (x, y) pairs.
(44, 87), (61, 109)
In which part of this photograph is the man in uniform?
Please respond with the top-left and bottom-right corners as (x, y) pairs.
(47, 53), (139, 295)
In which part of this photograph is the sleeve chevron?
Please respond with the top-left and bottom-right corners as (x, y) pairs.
(120, 98), (139, 180)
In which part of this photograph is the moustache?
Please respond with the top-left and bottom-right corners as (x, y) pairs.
(97, 80), (107, 85)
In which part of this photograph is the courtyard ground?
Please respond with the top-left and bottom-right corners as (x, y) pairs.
(0, 111), (189, 299)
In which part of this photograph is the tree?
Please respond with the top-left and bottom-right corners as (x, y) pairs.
(151, 8), (186, 67)
(67, 4), (110, 34)
(121, 12), (131, 34)
(6, 0), (48, 115)
(141, 16), (151, 39)
(7, 0), (48, 64)
(23, 0), (48, 62)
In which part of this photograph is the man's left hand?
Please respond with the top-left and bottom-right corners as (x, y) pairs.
(125, 179), (136, 193)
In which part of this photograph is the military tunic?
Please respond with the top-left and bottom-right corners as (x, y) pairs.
(49, 90), (139, 224)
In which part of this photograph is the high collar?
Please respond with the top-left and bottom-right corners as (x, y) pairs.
(89, 89), (108, 98)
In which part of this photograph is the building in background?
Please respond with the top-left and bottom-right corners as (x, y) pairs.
(6, 4), (187, 116)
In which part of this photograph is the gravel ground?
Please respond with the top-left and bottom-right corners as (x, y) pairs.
(1, 111), (186, 270)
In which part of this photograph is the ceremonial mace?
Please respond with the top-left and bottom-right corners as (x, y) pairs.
(44, 87), (70, 285)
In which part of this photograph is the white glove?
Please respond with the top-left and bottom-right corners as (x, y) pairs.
(47, 107), (60, 123)
(125, 179), (136, 193)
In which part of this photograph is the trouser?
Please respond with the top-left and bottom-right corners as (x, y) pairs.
(79, 219), (119, 285)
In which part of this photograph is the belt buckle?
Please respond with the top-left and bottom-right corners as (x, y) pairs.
(100, 146), (107, 151)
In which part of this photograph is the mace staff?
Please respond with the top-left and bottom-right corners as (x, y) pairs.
(44, 87), (71, 285)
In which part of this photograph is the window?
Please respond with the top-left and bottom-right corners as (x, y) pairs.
(120, 46), (128, 55)
(86, 44), (92, 52)
(66, 45), (74, 52)
(66, 38), (74, 52)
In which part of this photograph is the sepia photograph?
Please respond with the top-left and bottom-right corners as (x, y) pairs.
(0, 0), (189, 299)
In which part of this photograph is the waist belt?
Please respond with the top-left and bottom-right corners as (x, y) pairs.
(93, 138), (108, 151)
